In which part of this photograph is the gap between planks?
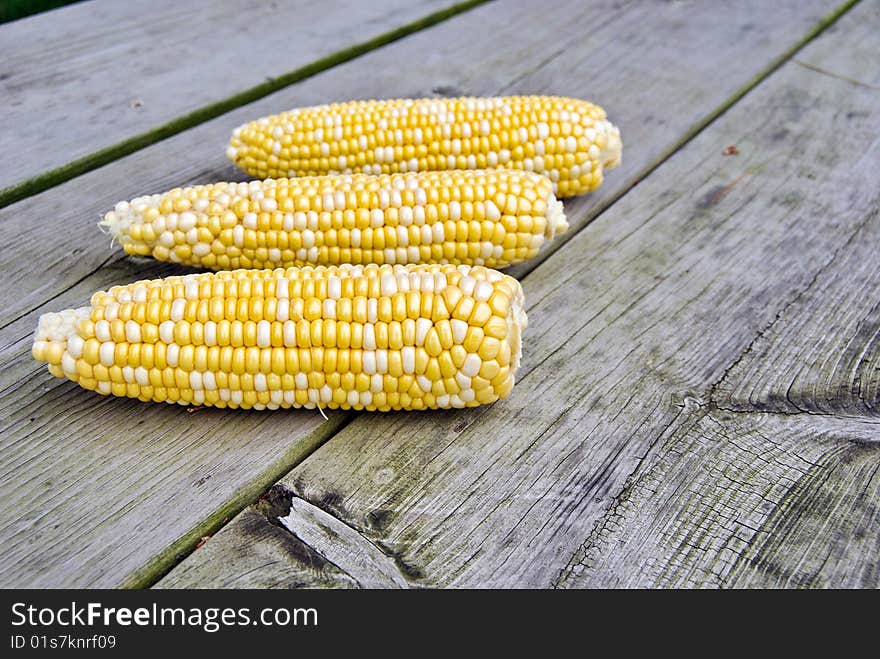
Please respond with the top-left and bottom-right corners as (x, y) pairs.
(148, 0), (864, 588)
(506, 0), (862, 281)
(0, 0), (489, 210)
(125, 412), (358, 589)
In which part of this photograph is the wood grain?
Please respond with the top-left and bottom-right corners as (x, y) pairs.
(0, 0), (456, 196)
(556, 410), (880, 588)
(158, 1), (878, 588)
(0, 0), (847, 587)
(713, 157), (880, 417)
(0, 375), (353, 587)
(160, 485), (411, 588)
(711, 1), (880, 418)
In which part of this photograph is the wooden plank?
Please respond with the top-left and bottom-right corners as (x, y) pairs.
(713, 152), (880, 416)
(160, 485), (408, 588)
(0, 0), (461, 198)
(158, 1), (878, 588)
(710, 2), (880, 420)
(0, 0), (842, 588)
(0, 379), (352, 588)
(556, 411), (880, 588)
(157, 491), (358, 589)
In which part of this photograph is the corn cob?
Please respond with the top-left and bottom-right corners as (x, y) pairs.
(102, 170), (568, 270)
(32, 264), (526, 411)
(226, 95), (622, 198)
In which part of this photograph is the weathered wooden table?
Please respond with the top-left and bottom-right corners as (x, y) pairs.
(1, 0), (877, 589)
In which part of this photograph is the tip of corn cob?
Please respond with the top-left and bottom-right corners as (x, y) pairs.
(545, 193), (568, 239)
(508, 280), (527, 375)
(32, 307), (91, 380)
(101, 199), (151, 257)
(599, 120), (622, 170)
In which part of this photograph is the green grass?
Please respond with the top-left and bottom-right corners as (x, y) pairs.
(0, 0), (84, 24)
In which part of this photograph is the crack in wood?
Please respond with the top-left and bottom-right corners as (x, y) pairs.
(553, 405), (705, 587)
(710, 208), (880, 416)
(793, 59), (880, 89)
(272, 486), (419, 587)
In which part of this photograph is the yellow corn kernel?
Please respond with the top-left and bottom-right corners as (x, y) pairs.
(32, 264), (528, 411)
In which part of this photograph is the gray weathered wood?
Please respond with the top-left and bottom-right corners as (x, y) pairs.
(0, 0), (845, 587)
(275, 496), (411, 588)
(556, 410), (880, 588)
(710, 1), (880, 421)
(0, 0), (454, 194)
(160, 485), (409, 588)
(0, 381), (352, 587)
(159, 1), (878, 588)
(156, 493), (358, 589)
(713, 154), (880, 416)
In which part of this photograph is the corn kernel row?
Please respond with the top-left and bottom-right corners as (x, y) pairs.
(227, 95), (621, 198)
(103, 170), (567, 271)
(32, 264), (526, 411)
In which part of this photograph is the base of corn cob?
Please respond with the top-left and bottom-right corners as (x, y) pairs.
(100, 171), (568, 271)
(32, 264), (527, 412)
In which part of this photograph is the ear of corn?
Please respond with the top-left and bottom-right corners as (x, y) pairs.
(32, 264), (527, 411)
(226, 95), (622, 198)
(102, 170), (567, 270)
